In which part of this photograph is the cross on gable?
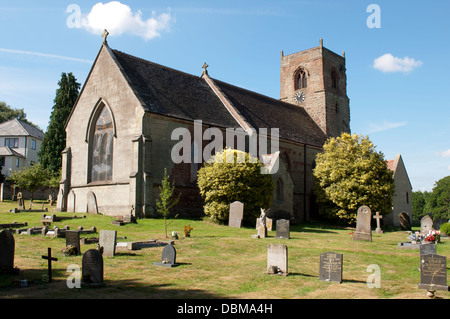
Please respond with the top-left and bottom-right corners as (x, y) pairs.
(202, 62), (209, 75)
(42, 247), (58, 283)
(102, 29), (109, 45)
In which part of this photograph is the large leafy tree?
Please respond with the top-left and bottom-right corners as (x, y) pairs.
(38, 72), (80, 173)
(313, 133), (394, 224)
(197, 148), (274, 224)
(0, 101), (40, 129)
(425, 175), (450, 219)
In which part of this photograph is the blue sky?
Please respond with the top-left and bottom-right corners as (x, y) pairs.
(0, 0), (449, 192)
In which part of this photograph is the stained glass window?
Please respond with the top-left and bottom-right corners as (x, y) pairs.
(91, 106), (113, 182)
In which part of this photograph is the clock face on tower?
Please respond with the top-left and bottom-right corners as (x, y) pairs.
(294, 91), (305, 104)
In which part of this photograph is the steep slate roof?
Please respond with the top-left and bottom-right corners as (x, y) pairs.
(111, 48), (327, 147)
(0, 118), (44, 140)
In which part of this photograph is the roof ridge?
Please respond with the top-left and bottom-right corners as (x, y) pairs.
(111, 49), (203, 80)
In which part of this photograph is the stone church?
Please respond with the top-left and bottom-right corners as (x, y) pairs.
(57, 37), (350, 223)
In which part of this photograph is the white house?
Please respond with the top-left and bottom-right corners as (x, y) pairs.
(0, 118), (45, 177)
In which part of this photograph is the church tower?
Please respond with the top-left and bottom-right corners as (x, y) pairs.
(280, 39), (350, 137)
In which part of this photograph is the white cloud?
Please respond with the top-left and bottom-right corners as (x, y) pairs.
(373, 53), (423, 73)
(366, 120), (407, 133)
(436, 149), (450, 157)
(80, 1), (172, 41)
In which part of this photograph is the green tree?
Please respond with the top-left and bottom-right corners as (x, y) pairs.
(425, 176), (450, 219)
(38, 72), (80, 173)
(412, 190), (427, 220)
(313, 133), (394, 225)
(0, 101), (40, 129)
(7, 163), (49, 204)
(156, 168), (179, 238)
(197, 148), (274, 224)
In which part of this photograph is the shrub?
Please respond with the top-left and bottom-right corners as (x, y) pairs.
(197, 148), (273, 224)
(440, 222), (450, 236)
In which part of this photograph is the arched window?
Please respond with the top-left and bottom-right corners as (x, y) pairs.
(296, 69), (307, 89)
(276, 178), (284, 201)
(91, 106), (114, 182)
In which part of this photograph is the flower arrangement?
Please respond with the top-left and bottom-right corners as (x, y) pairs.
(424, 230), (441, 244)
(409, 230), (441, 244)
(184, 225), (193, 237)
(171, 231), (179, 239)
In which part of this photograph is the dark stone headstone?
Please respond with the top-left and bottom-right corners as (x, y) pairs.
(275, 219), (290, 239)
(65, 230), (81, 255)
(398, 212), (411, 230)
(153, 244), (177, 267)
(420, 244), (436, 258)
(418, 254), (448, 291)
(82, 249), (104, 285)
(319, 252), (343, 283)
(228, 201), (244, 228)
(353, 206), (372, 242)
(0, 229), (15, 271)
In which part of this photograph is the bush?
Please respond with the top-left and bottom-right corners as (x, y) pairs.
(440, 223), (450, 235)
(197, 148), (273, 224)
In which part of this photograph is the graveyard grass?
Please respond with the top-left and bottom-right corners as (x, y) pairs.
(0, 200), (449, 299)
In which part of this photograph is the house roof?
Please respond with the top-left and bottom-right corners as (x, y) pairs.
(0, 118), (44, 140)
(110, 48), (327, 147)
(0, 146), (25, 158)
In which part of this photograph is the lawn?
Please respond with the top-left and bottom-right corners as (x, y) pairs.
(0, 199), (449, 299)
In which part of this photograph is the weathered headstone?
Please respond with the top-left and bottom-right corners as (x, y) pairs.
(373, 211), (383, 234)
(153, 244), (177, 267)
(87, 191), (99, 214)
(65, 230), (81, 255)
(82, 249), (104, 285)
(420, 215), (433, 234)
(398, 212), (411, 230)
(418, 254), (448, 292)
(267, 244), (288, 275)
(420, 244), (437, 259)
(228, 201), (244, 228)
(276, 219), (290, 239)
(319, 252), (343, 283)
(99, 230), (117, 257)
(0, 229), (15, 271)
(353, 206), (372, 242)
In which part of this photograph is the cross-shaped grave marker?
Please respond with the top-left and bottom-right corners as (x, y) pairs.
(41, 247), (58, 283)
(373, 211), (383, 234)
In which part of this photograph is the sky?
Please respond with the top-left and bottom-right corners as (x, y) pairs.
(0, 0), (449, 192)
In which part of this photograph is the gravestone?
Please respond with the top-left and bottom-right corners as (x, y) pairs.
(276, 219), (290, 239)
(420, 244), (437, 257)
(319, 252), (343, 283)
(153, 244), (177, 267)
(0, 229), (15, 271)
(421, 216), (433, 234)
(228, 201), (244, 228)
(65, 230), (81, 255)
(418, 254), (448, 291)
(373, 211), (383, 234)
(398, 212), (411, 230)
(99, 230), (117, 257)
(353, 206), (372, 242)
(82, 249), (104, 285)
(87, 191), (99, 214)
(267, 244), (288, 275)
